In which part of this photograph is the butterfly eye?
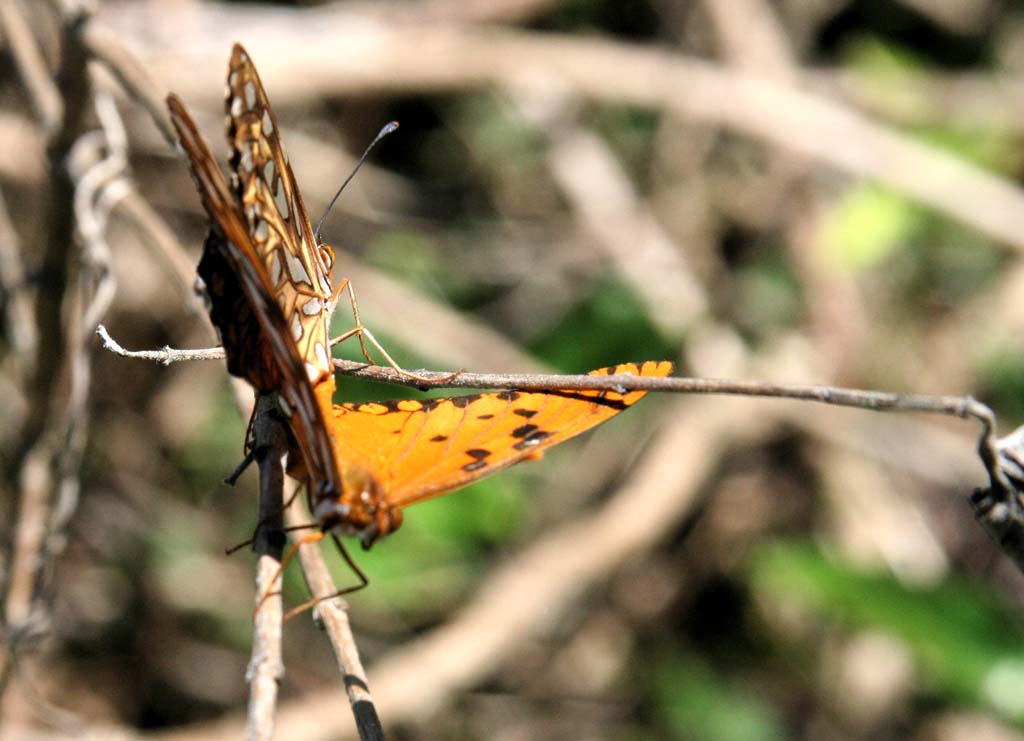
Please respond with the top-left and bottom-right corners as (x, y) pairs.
(318, 244), (335, 270)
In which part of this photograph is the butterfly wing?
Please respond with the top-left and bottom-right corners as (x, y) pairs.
(224, 43), (334, 385)
(167, 92), (340, 499)
(329, 361), (673, 509)
(196, 231), (282, 389)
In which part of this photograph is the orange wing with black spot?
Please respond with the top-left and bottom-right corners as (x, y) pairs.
(329, 361), (672, 508)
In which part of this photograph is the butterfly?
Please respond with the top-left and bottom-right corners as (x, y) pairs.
(168, 44), (672, 555)
(168, 44), (342, 510)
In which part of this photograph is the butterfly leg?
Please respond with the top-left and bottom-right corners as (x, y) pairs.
(223, 402), (260, 485)
(280, 534), (368, 622)
(329, 279), (461, 385)
(223, 448), (255, 486)
(253, 531), (369, 621)
(253, 528), (323, 618)
(328, 277), (372, 365)
(226, 477), (308, 555)
(226, 519), (313, 556)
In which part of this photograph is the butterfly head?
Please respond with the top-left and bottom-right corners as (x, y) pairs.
(317, 243), (335, 272)
(313, 466), (403, 549)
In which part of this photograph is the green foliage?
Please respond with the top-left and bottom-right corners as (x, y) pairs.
(977, 346), (1024, 425)
(820, 186), (923, 271)
(732, 249), (803, 334)
(589, 105), (662, 176)
(747, 540), (1024, 722)
(455, 94), (546, 177)
(652, 651), (786, 741)
(331, 475), (531, 611)
(528, 277), (674, 371)
(176, 387), (247, 490)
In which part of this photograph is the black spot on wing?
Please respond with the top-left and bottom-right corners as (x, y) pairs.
(462, 448), (491, 472)
(430, 434), (448, 442)
(513, 429), (552, 451)
(513, 408), (538, 418)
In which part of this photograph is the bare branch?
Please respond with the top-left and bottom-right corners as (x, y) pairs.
(286, 504), (384, 741)
(95, 324), (225, 364)
(246, 396), (288, 741)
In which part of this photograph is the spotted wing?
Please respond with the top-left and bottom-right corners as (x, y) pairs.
(167, 93), (340, 500)
(328, 361), (673, 508)
(225, 43), (334, 386)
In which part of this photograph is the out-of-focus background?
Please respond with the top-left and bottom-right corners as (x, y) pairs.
(4, 0), (1024, 738)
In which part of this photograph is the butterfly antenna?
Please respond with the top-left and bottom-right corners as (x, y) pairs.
(314, 120), (400, 242)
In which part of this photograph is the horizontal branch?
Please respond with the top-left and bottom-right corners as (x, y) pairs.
(95, 324), (997, 433)
(332, 358), (991, 419)
(97, 324), (1011, 541)
(95, 324), (224, 364)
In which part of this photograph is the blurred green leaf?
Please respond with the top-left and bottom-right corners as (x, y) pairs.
(528, 277), (673, 370)
(176, 387), (247, 490)
(456, 94), (545, 177)
(589, 105), (661, 175)
(653, 651), (786, 741)
(820, 186), (921, 271)
(977, 345), (1024, 425)
(747, 540), (1024, 722)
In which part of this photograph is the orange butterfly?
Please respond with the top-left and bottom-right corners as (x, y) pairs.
(168, 44), (672, 554)
(168, 46), (342, 511)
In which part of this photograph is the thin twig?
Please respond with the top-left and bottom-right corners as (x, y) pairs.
(95, 324), (225, 364)
(94, 323), (1002, 484)
(246, 396), (287, 741)
(45, 92), (126, 552)
(9, 1), (91, 472)
(329, 357), (986, 416)
(285, 506), (384, 741)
